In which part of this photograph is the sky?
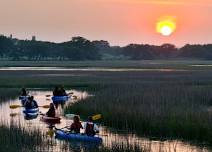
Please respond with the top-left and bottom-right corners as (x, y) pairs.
(0, 0), (211, 46)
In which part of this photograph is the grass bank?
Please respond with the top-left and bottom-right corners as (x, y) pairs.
(0, 125), (42, 152)
(64, 70), (212, 144)
(0, 88), (19, 103)
(0, 60), (212, 70)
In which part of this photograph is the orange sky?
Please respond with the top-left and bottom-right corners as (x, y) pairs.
(0, 0), (211, 46)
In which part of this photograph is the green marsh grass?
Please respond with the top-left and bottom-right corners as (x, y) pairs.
(0, 88), (19, 103)
(64, 70), (212, 144)
(0, 125), (42, 152)
(0, 61), (212, 146)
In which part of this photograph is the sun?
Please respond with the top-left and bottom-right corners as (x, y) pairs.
(156, 16), (176, 36)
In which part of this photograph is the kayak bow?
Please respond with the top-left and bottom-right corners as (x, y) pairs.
(41, 115), (61, 124)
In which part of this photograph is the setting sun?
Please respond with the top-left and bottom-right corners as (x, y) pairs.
(156, 17), (176, 36)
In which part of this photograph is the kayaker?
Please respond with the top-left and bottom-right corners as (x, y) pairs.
(24, 96), (38, 109)
(46, 103), (56, 117)
(69, 115), (83, 134)
(21, 88), (28, 96)
(53, 86), (59, 96)
(84, 116), (99, 136)
(60, 85), (67, 96)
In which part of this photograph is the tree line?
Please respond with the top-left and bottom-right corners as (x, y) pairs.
(0, 35), (212, 60)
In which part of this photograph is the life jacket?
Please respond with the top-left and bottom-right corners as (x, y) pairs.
(85, 122), (95, 136)
(25, 101), (32, 109)
(21, 91), (27, 96)
(71, 122), (82, 134)
(32, 100), (38, 108)
(46, 108), (56, 117)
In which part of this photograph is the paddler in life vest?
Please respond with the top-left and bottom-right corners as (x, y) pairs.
(46, 103), (56, 117)
(60, 85), (67, 96)
(69, 115), (83, 134)
(24, 96), (38, 109)
(84, 116), (99, 136)
(53, 86), (60, 96)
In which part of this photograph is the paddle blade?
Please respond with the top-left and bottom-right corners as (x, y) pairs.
(9, 105), (22, 109)
(46, 129), (55, 137)
(41, 105), (50, 109)
(10, 113), (19, 117)
(68, 92), (74, 95)
(92, 114), (102, 121)
(46, 95), (51, 97)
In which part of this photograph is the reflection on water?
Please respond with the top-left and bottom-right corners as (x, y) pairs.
(0, 67), (189, 72)
(0, 90), (211, 152)
(191, 65), (212, 67)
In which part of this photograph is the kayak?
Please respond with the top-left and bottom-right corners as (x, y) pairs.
(52, 96), (70, 104)
(23, 107), (39, 114)
(52, 96), (70, 103)
(55, 130), (103, 143)
(23, 107), (39, 119)
(24, 113), (38, 120)
(41, 115), (61, 124)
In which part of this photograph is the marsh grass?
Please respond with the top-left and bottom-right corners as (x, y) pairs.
(0, 125), (43, 152)
(65, 71), (212, 145)
(0, 61), (212, 147)
(0, 88), (19, 103)
(1, 60), (212, 70)
(93, 144), (145, 152)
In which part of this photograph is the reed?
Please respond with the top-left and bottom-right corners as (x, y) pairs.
(65, 70), (212, 144)
(0, 125), (43, 152)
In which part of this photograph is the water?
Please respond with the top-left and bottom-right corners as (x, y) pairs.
(0, 67), (189, 72)
(0, 90), (211, 152)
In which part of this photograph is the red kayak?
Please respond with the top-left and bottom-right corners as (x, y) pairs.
(41, 115), (61, 124)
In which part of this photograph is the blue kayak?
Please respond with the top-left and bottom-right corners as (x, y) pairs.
(51, 96), (70, 103)
(55, 130), (102, 143)
(23, 107), (39, 119)
(24, 112), (38, 119)
(23, 107), (39, 114)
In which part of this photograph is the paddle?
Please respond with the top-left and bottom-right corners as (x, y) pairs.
(56, 126), (70, 130)
(65, 114), (102, 121)
(46, 126), (69, 134)
(71, 95), (77, 99)
(10, 104), (50, 109)
(46, 129), (54, 137)
(92, 114), (102, 121)
(10, 113), (19, 117)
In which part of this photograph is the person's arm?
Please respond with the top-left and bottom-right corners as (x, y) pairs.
(80, 123), (83, 129)
(34, 101), (38, 108)
(94, 124), (99, 133)
(70, 123), (74, 131)
(46, 109), (50, 116)
(83, 122), (87, 131)
(24, 101), (27, 107)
